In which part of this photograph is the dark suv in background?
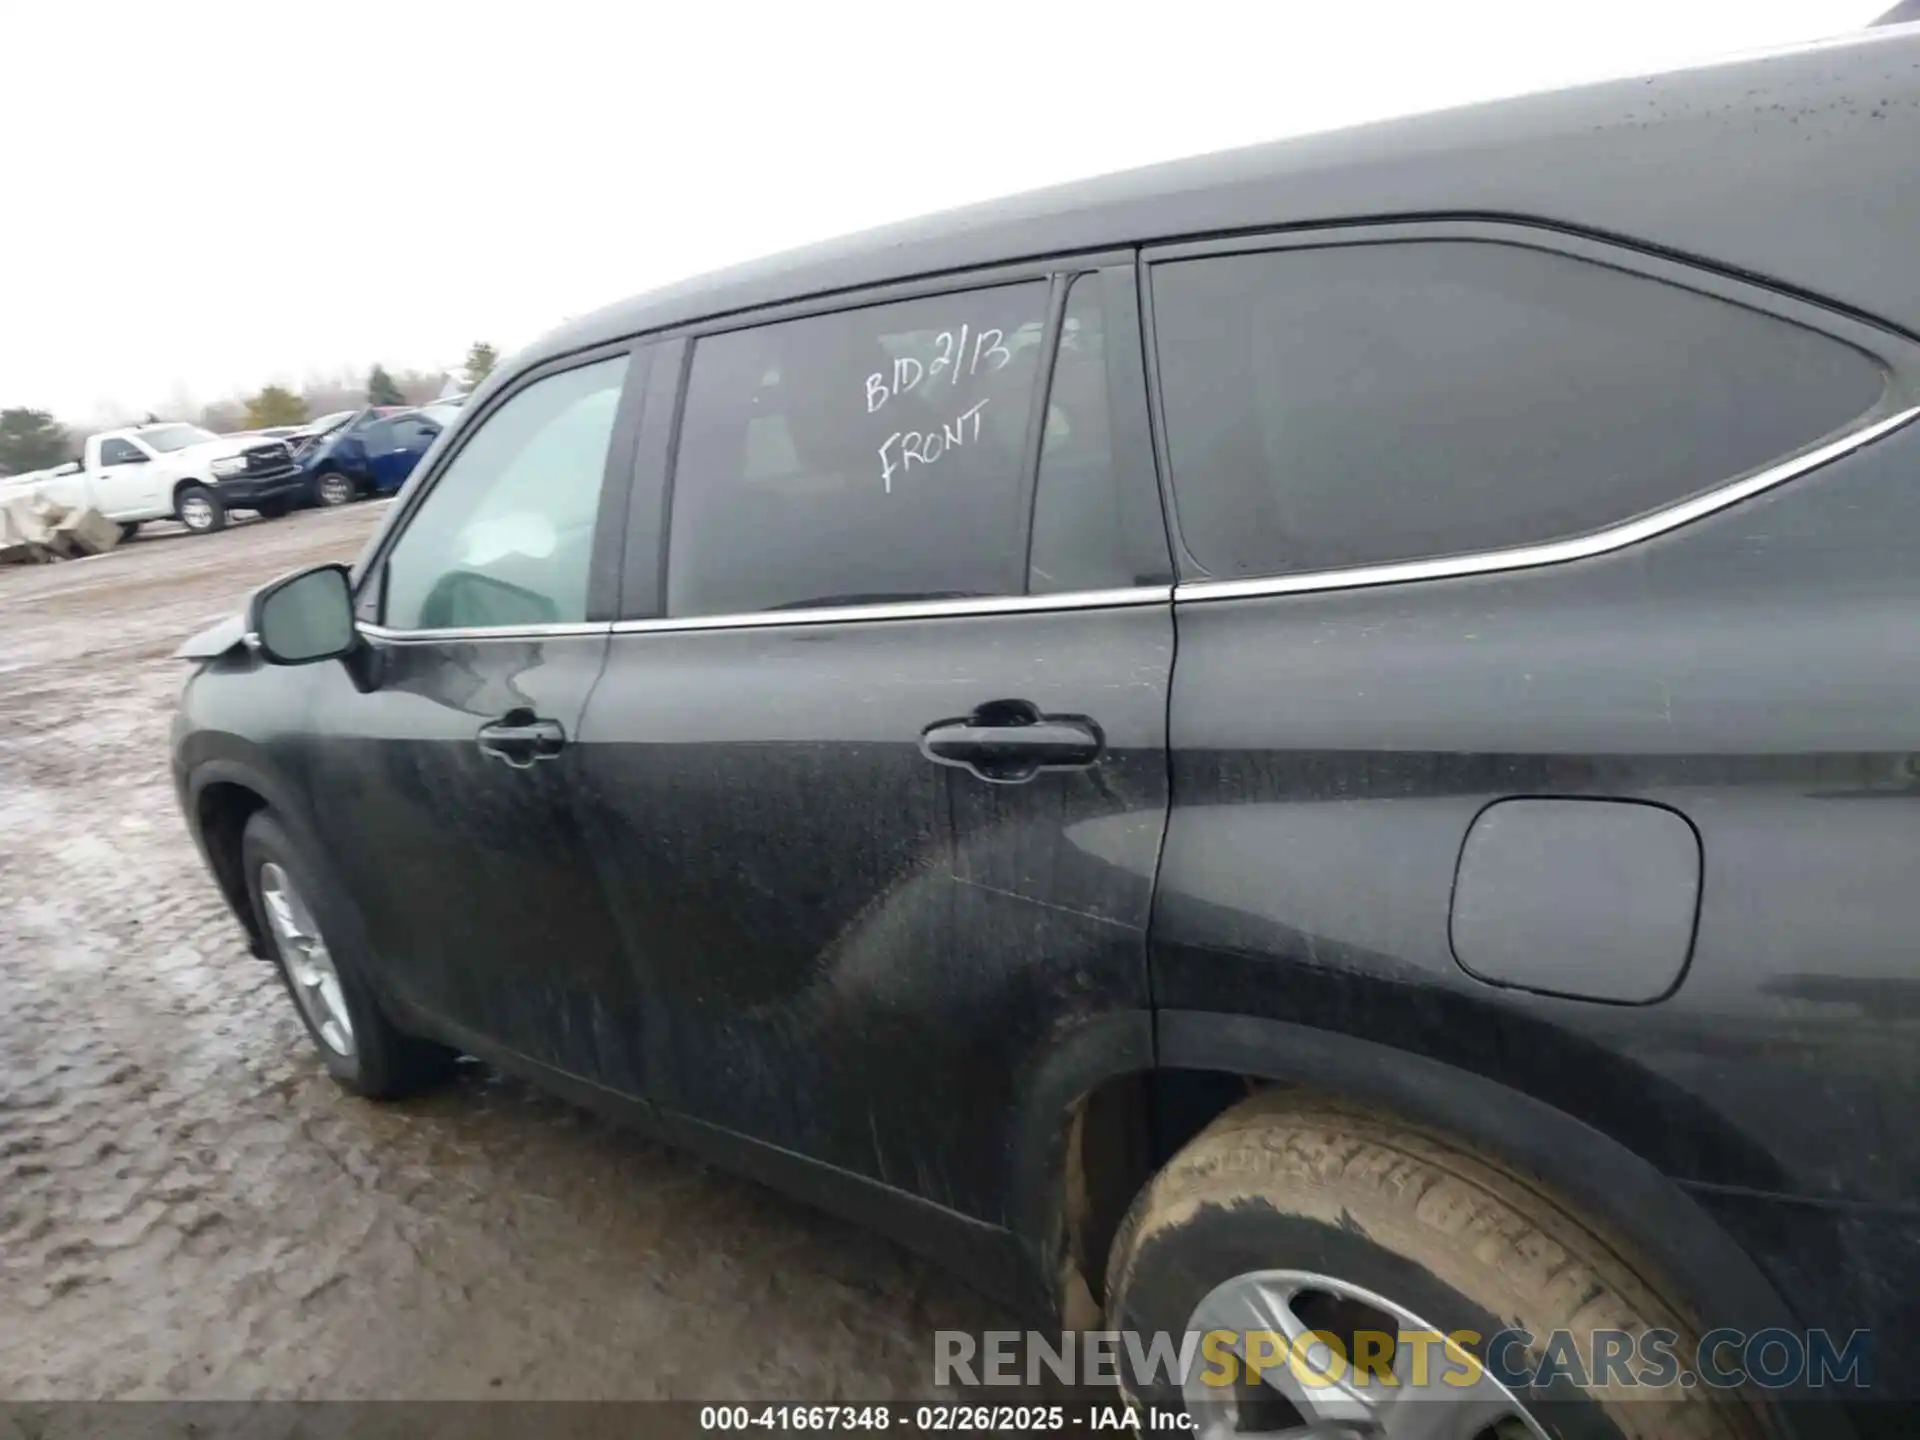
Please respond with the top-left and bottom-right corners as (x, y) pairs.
(172, 25), (1920, 1438)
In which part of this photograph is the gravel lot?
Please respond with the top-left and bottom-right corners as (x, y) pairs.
(0, 506), (1006, 1400)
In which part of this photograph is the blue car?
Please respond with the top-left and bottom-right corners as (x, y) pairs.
(296, 405), (455, 507)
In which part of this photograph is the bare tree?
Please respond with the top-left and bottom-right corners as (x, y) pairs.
(199, 401), (246, 434)
(394, 369), (450, 405)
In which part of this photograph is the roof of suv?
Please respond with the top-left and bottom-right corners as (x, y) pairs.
(527, 25), (1920, 370)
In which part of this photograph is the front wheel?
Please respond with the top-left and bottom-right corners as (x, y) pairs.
(117, 522), (140, 543)
(175, 484), (226, 534)
(313, 470), (356, 508)
(1105, 1094), (1763, 1440)
(240, 810), (457, 1098)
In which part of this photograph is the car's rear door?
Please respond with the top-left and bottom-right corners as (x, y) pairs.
(574, 263), (1175, 1237)
(302, 346), (651, 1090)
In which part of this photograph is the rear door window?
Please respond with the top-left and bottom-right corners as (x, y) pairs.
(1150, 239), (1892, 580)
(666, 282), (1049, 617)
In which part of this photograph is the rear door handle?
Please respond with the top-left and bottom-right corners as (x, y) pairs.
(477, 710), (566, 769)
(919, 699), (1104, 784)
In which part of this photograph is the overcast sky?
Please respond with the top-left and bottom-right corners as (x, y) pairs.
(0, 1), (1892, 423)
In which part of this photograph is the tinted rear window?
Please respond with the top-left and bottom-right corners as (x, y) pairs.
(1152, 241), (1890, 579)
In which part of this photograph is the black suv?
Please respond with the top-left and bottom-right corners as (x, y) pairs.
(173, 27), (1920, 1438)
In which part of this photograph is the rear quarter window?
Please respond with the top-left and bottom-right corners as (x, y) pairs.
(1150, 239), (1893, 580)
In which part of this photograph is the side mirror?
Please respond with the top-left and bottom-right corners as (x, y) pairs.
(249, 564), (357, 665)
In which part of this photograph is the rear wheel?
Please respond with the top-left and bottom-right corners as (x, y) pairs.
(117, 522), (140, 542)
(175, 485), (226, 534)
(1105, 1093), (1763, 1439)
(313, 470), (356, 507)
(240, 810), (457, 1098)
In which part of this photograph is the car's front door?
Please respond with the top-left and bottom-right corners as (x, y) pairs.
(574, 266), (1175, 1230)
(302, 348), (650, 1090)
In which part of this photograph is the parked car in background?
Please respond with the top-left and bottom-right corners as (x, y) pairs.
(295, 407), (446, 507)
(290, 411), (358, 456)
(293, 408), (386, 506)
(18, 423), (302, 535)
(170, 24), (1920, 1436)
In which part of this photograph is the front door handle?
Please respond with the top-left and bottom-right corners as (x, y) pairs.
(919, 699), (1104, 784)
(477, 710), (565, 769)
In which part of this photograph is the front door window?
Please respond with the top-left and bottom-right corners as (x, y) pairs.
(382, 356), (628, 630)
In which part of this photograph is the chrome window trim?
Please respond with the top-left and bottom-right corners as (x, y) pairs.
(357, 620), (610, 644)
(355, 585), (1170, 644)
(609, 585), (1171, 634)
(1174, 405), (1920, 605)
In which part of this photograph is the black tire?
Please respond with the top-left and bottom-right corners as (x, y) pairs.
(255, 498), (291, 520)
(239, 810), (457, 1099)
(175, 484), (226, 534)
(1105, 1093), (1762, 1440)
(117, 522), (140, 542)
(312, 469), (356, 507)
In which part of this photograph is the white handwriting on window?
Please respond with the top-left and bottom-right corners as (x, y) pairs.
(865, 324), (1012, 414)
(877, 399), (990, 494)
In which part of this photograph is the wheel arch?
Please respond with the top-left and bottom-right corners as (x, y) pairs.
(1018, 1012), (1811, 1373)
(184, 757), (318, 960)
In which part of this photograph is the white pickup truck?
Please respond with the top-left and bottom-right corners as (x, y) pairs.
(6, 423), (307, 536)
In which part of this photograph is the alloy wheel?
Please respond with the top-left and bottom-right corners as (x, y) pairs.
(1180, 1269), (1549, 1439)
(258, 862), (355, 1057)
(317, 474), (354, 507)
(180, 495), (216, 531)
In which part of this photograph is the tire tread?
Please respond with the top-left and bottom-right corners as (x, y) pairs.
(1105, 1091), (1762, 1440)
